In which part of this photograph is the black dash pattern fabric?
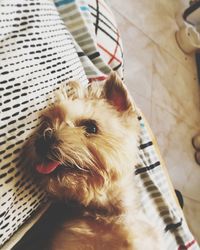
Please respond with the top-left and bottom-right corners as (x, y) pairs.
(0, 0), (87, 246)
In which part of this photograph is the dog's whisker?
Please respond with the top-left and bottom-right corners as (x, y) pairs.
(74, 164), (89, 172)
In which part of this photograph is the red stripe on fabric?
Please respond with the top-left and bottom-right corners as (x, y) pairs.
(97, 43), (122, 64)
(88, 76), (107, 82)
(108, 30), (120, 65)
(178, 239), (196, 250)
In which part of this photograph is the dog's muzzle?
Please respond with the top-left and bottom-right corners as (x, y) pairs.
(35, 134), (56, 157)
(34, 134), (61, 174)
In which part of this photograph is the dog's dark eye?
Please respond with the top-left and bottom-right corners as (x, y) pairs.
(79, 119), (98, 134)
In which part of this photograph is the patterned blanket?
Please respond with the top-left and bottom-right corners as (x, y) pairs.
(0, 0), (199, 249)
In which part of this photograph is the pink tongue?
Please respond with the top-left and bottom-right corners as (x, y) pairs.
(36, 162), (60, 174)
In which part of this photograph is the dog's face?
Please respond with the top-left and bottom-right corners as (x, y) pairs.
(27, 73), (139, 206)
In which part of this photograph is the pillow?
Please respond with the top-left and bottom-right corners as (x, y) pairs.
(0, 0), (87, 246)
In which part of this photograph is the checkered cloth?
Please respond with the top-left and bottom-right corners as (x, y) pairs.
(55, 0), (123, 81)
(0, 0), (199, 249)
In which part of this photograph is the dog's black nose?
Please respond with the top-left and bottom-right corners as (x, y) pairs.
(35, 134), (55, 156)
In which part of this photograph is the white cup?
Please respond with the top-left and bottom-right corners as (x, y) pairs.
(175, 24), (200, 54)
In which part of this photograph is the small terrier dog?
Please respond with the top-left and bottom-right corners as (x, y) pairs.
(26, 72), (163, 249)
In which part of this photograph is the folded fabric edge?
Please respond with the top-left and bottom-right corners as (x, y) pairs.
(0, 202), (51, 250)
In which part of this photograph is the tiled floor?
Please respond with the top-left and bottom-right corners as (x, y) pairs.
(109, 0), (200, 244)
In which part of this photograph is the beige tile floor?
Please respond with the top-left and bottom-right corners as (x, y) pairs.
(109, 0), (200, 244)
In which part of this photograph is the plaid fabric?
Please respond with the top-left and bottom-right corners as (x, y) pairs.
(54, 0), (123, 81)
(0, 0), (199, 249)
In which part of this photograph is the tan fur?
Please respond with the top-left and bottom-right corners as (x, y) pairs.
(26, 72), (164, 250)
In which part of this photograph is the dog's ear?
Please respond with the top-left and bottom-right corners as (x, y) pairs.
(104, 72), (133, 112)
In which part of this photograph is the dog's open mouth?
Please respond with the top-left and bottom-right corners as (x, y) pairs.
(36, 161), (61, 174)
